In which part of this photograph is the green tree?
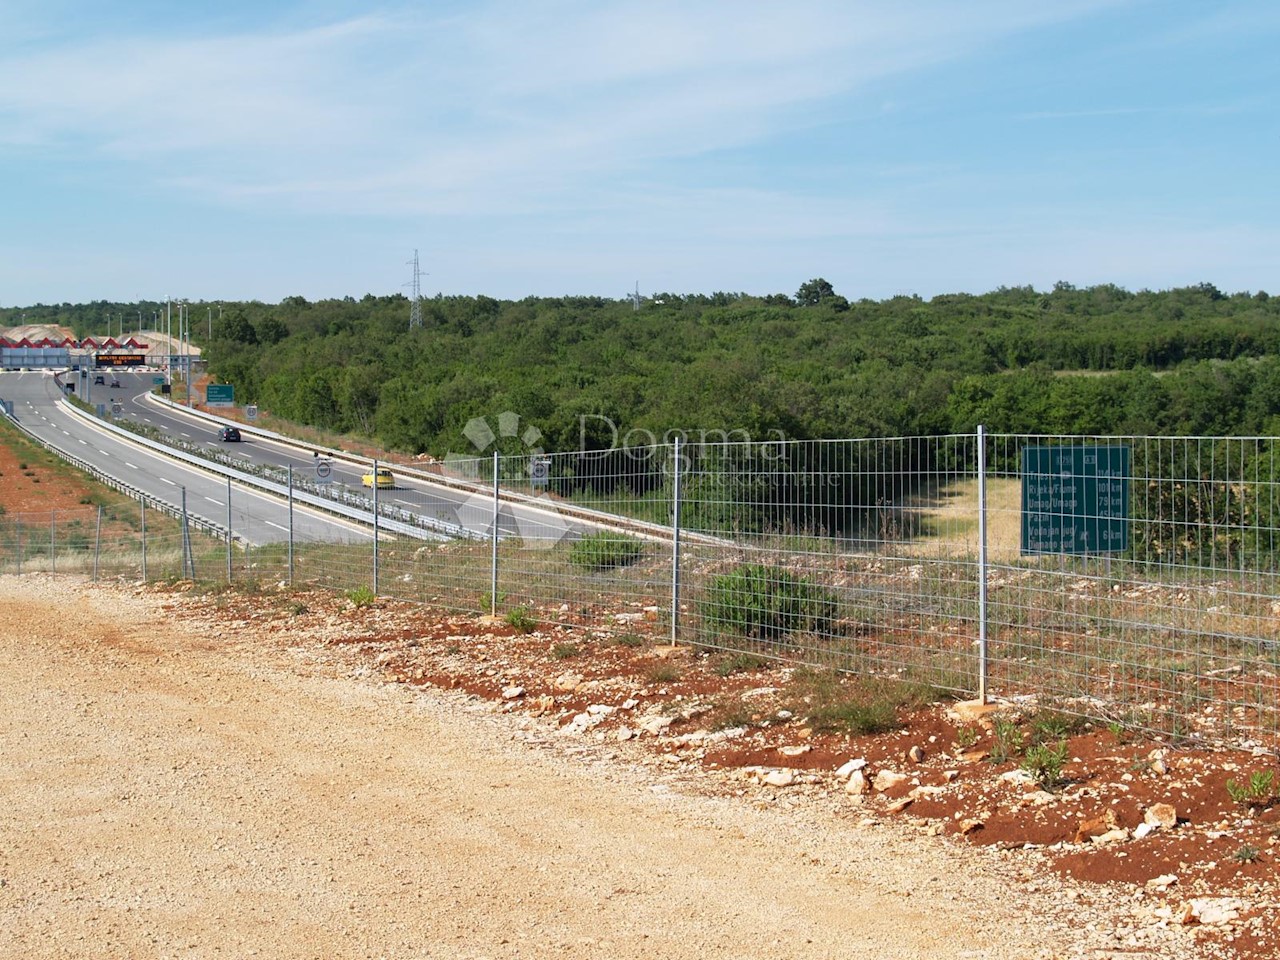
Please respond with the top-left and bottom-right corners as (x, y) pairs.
(795, 278), (836, 306)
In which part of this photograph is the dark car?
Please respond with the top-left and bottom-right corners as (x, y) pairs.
(218, 426), (242, 442)
(93, 374), (105, 385)
(109, 378), (121, 388)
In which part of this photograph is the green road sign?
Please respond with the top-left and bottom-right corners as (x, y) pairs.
(1020, 445), (1130, 555)
(153, 375), (165, 385)
(207, 383), (234, 407)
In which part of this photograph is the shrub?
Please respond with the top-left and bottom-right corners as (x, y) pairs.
(550, 642), (578, 660)
(569, 532), (644, 571)
(346, 585), (376, 608)
(645, 662), (682, 684)
(989, 717), (1025, 764)
(1226, 770), (1276, 808)
(713, 651), (771, 677)
(614, 633), (645, 648)
(700, 563), (838, 639)
(1021, 741), (1070, 790)
(505, 606), (537, 634)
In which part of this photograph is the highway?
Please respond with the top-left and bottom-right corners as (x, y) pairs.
(0, 368), (583, 549)
(1, 369), (372, 546)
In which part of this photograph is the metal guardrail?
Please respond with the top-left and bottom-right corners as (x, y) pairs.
(141, 392), (732, 547)
(1, 395), (227, 540)
(56, 396), (460, 543)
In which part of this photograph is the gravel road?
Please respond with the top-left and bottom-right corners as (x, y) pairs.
(0, 575), (1168, 959)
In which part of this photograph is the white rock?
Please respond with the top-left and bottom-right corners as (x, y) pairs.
(1143, 803), (1177, 830)
(909, 785), (945, 800)
(586, 704), (614, 716)
(872, 770), (910, 792)
(553, 672), (583, 692)
(1021, 790), (1056, 807)
(762, 770), (796, 788)
(501, 685), (525, 700)
(845, 770), (868, 795)
(835, 758), (868, 777)
(637, 715), (673, 736)
(616, 727), (634, 742)
(1091, 827), (1130, 845)
(1146, 874), (1178, 891)
(779, 744), (810, 758)
(1187, 897), (1243, 925)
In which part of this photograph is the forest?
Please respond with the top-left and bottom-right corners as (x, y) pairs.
(7, 281), (1280, 556)
(5, 280), (1276, 456)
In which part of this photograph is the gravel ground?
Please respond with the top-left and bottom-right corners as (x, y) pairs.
(0, 574), (1203, 960)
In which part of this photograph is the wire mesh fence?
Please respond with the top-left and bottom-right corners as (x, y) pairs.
(12, 429), (1280, 748)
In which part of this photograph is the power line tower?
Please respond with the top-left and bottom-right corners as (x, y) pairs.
(406, 249), (426, 330)
(629, 281), (643, 312)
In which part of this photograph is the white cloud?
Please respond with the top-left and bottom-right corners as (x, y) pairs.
(0, 0), (1125, 217)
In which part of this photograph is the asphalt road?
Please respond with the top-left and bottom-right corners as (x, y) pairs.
(0, 369), (371, 546)
(0, 368), (583, 549)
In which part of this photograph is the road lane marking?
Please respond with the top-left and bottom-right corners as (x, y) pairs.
(124, 462), (138, 469)
(160, 478), (176, 485)
(265, 521), (289, 531)
(204, 497), (222, 505)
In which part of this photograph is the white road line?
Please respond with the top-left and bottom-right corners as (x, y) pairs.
(265, 521), (289, 531)
(99, 449), (112, 456)
(160, 477), (176, 485)
(78, 438), (88, 444)
(124, 462), (138, 469)
(61, 430), (70, 436)
(395, 498), (416, 506)
(179, 431), (190, 437)
(204, 497), (222, 505)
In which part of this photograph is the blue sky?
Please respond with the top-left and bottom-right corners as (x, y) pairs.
(1, 0), (1276, 306)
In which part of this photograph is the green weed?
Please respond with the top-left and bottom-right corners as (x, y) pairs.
(701, 563), (838, 640)
(569, 532), (644, 571)
(1021, 741), (1070, 790)
(346, 585), (376, 608)
(505, 606), (537, 634)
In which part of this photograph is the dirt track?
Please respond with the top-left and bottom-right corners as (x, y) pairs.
(0, 575), (1164, 960)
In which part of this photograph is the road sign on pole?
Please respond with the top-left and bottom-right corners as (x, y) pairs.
(530, 456), (550, 488)
(207, 383), (234, 407)
(315, 458), (333, 484)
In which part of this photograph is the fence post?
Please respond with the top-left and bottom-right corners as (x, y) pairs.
(287, 464), (294, 586)
(372, 458), (380, 596)
(226, 477), (233, 583)
(140, 502), (147, 583)
(181, 486), (194, 580)
(50, 513), (56, 574)
(671, 437), (683, 645)
(490, 451), (500, 616)
(93, 505), (103, 582)
(977, 424), (989, 704)
(16, 519), (22, 573)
